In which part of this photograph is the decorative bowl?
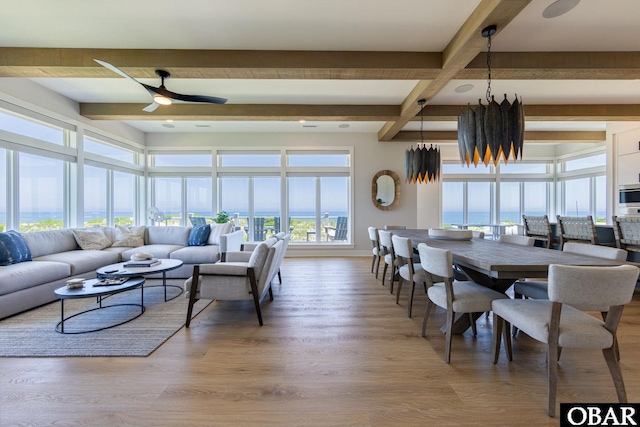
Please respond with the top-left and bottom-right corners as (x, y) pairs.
(131, 252), (153, 261)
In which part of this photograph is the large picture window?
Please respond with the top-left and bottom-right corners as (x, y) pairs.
(19, 153), (65, 232)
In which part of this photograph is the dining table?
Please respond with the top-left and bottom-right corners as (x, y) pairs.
(390, 229), (627, 333)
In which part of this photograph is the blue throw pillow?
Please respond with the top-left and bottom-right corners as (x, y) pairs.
(188, 225), (211, 246)
(0, 230), (32, 266)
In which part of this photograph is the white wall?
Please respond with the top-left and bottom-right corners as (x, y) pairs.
(146, 132), (417, 256)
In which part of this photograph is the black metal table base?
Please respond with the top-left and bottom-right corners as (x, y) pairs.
(56, 284), (144, 334)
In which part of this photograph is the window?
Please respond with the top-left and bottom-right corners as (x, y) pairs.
(19, 153), (65, 232)
(186, 177), (213, 221)
(152, 153), (212, 167)
(0, 149), (5, 231)
(500, 182), (521, 224)
(152, 177), (182, 225)
(558, 150), (606, 222)
(0, 109), (66, 146)
(84, 136), (137, 163)
(523, 182), (548, 217)
(219, 153), (280, 167)
(114, 171), (136, 226)
(84, 165), (107, 226)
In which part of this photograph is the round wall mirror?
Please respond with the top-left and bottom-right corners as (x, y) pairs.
(372, 170), (401, 211)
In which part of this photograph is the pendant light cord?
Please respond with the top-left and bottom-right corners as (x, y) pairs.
(486, 31), (492, 102)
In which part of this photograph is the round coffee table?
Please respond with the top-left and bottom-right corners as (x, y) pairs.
(54, 277), (145, 334)
(96, 259), (184, 302)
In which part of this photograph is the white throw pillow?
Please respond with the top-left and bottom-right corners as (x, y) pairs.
(207, 222), (233, 245)
(111, 226), (145, 247)
(72, 227), (111, 250)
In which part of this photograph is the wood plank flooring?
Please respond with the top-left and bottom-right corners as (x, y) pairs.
(2, 257), (640, 426)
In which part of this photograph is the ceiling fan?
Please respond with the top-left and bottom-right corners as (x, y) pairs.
(94, 59), (228, 112)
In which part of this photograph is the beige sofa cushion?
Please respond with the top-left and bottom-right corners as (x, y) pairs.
(112, 226), (145, 247)
(72, 227), (111, 250)
(0, 261), (70, 296)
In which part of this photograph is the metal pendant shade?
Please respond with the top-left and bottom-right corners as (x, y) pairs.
(405, 99), (440, 183)
(457, 25), (525, 167)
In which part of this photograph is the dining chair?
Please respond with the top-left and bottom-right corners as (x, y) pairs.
(612, 215), (640, 255)
(471, 230), (485, 239)
(498, 234), (535, 246)
(557, 215), (598, 250)
(384, 225), (407, 230)
(392, 235), (429, 318)
(522, 214), (556, 248)
(185, 240), (278, 327)
(368, 226), (382, 278)
(492, 264), (640, 417)
(418, 243), (508, 364)
(378, 230), (400, 293)
(188, 216), (207, 226)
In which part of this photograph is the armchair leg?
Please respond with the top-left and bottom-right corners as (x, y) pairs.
(444, 308), (454, 364)
(248, 269), (264, 326)
(603, 346), (628, 403)
(492, 313), (502, 364)
(185, 267), (200, 328)
(407, 281), (417, 318)
(382, 264), (389, 288)
(422, 299), (433, 337)
(395, 277), (404, 304)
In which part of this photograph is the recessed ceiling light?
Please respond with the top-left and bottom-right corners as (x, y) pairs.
(338, 124), (350, 128)
(542, 0), (580, 18)
(165, 119), (174, 123)
(455, 84), (474, 93)
(299, 119), (306, 124)
(161, 123), (175, 128)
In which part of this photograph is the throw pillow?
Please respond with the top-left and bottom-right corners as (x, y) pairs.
(0, 230), (32, 265)
(72, 227), (111, 250)
(111, 226), (145, 247)
(188, 225), (211, 246)
(207, 222), (233, 245)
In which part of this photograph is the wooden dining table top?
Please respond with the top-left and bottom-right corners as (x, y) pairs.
(390, 229), (625, 280)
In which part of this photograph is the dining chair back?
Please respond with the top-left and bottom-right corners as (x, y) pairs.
(492, 263), (640, 417)
(378, 230), (400, 293)
(557, 215), (598, 249)
(498, 234), (535, 246)
(384, 225), (407, 230)
(418, 243), (508, 364)
(522, 214), (555, 248)
(368, 226), (382, 278)
(613, 215), (640, 254)
(392, 235), (429, 317)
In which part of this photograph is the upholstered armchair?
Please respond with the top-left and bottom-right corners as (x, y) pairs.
(184, 241), (277, 327)
(392, 235), (428, 318)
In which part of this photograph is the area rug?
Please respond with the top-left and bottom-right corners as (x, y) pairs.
(0, 279), (211, 357)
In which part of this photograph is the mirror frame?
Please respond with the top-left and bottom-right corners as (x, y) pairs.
(372, 169), (401, 211)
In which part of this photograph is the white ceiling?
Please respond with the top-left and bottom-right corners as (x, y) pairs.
(2, 0), (639, 135)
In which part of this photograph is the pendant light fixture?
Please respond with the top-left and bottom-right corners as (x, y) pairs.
(457, 25), (525, 167)
(404, 99), (440, 184)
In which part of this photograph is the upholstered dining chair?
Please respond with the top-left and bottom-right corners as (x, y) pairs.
(378, 230), (400, 293)
(418, 243), (508, 364)
(492, 264), (640, 417)
(368, 226), (382, 278)
(523, 214), (556, 248)
(557, 215), (598, 249)
(184, 240), (277, 327)
(498, 234), (535, 246)
(392, 235), (429, 318)
(514, 242), (628, 301)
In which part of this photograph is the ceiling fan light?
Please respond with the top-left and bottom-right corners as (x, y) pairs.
(153, 94), (172, 105)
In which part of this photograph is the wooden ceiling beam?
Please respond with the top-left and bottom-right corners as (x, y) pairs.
(79, 103), (400, 121)
(377, 0), (533, 141)
(392, 130), (606, 143)
(0, 47), (441, 80)
(458, 52), (640, 79)
(79, 103), (640, 122)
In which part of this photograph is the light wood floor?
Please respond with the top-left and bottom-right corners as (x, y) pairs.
(2, 257), (640, 426)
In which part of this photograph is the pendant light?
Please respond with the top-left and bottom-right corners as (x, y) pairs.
(405, 99), (440, 183)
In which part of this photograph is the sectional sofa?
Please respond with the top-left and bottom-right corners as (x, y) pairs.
(0, 223), (243, 319)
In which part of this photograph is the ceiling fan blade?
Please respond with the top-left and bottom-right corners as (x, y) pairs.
(142, 102), (159, 112)
(155, 86), (227, 105)
(94, 59), (140, 84)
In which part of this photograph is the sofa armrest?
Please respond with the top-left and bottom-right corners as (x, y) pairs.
(224, 251), (253, 263)
(198, 262), (248, 276)
(219, 230), (244, 253)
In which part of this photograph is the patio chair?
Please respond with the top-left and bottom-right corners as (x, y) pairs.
(188, 216), (207, 226)
(613, 215), (640, 255)
(253, 217), (267, 241)
(492, 264), (640, 417)
(326, 216), (348, 241)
